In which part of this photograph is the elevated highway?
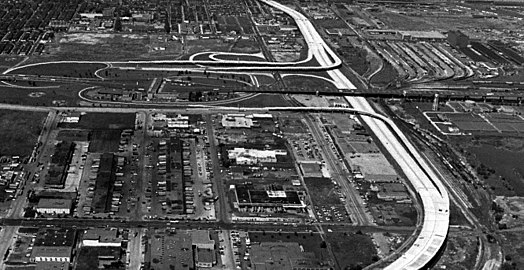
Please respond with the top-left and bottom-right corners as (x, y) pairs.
(0, 0), (451, 268)
(260, 0), (451, 269)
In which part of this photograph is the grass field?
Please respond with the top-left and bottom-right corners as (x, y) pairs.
(228, 94), (291, 107)
(370, 61), (398, 87)
(326, 232), (378, 269)
(467, 143), (524, 196)
(0, 110), (47, 157)
(254, 75), (277, 86)
(283, 75), (337, 91)
(500, 231), (524, 270)
(305, 177), (343, 205)
(0, 83), (87, 106)
(0, 56), (24, 73)
(59, 113), (135, 130)
(89, 130), (121, 153)
(231, 38), (261, 53)
(42, 33), (183, 61)
(9, 62), (107, 78)
(186, 39), (232, 55)
(212, 54), (265, 62)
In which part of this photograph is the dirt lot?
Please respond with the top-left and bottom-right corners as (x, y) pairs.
(371, 10), (518, 32)
(500, 231), (524, 270)
(41, 33), (184, 61)
(434, 231), (479, 270)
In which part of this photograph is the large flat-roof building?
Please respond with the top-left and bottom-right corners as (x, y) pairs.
(196, 248), (215, 268)
(35, 261), (69, 270)
(82, 228), (122, 247)
(31, 228), (76, 266)
(221, 114), (254, 128)
(31, 246), (72, 263)
(36, 198), (73, 215)
(45, 141), (76, 188)
(190, 230), (215, 250)
(190, 230), (216, 268)
(228, 148), (287, 165)
(232, 185), (306, 212)
(251, 242), (331, 270)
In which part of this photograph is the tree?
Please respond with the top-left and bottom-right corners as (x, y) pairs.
(114, 16), (122, 32)
(164, 16), (171, 33)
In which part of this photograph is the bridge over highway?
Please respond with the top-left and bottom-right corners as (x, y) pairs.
(0, 0), (454, 268)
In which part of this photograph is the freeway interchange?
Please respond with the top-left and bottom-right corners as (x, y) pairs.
(0, 1), (450, 269)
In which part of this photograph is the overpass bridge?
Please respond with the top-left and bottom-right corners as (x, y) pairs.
(3, 73), (524, 104)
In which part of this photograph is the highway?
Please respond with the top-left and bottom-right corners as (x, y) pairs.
(258, 1), (450, 269)
(0, 1), (451, 269)
(0, 101), (449, 269)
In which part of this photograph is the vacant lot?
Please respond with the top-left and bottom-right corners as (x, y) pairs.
(0, 110), (47, 157)
(212, 54), (265, 62)
(10, 62), (107, 78)
(89, 130), (122, 153)
(231, 38), (261, 53)
(467, 143), (524, 196)
(434, 231), (479, 270)
(186, 39), (232, 55)
(60, 113), (135, 130)
(0, 83), (86, 106)
(0, 56), (24, 73)
(76, 247), (124, 270)
(283, 75), (337, 91)
(305, 177), (342, 205)
(326, 232), (378, 269)
(500, 231), (524, 270)
(249, 232), (329, 260)
(228, 94), (291, 107)
(41, 33), (182, 61)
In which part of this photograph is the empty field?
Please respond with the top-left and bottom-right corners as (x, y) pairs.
(326, 232), (378, 269)
(9, 62), (107, 78)
(0, 110), (47, 158)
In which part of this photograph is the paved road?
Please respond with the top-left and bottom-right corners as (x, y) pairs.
(0, 217), (415, 233)
(305, 115), (369, 226)
(127, 228), (144, 270)
(0, 226), (18, 269)
(204, 115), (229, 223)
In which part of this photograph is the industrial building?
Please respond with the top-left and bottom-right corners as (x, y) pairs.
(191, 230), (216, 268)
(231, 184), (307, 213)
(227, 148), (287, 165)
(45, 141), (76, 188)
(82, 228), (122, 247)
(250, 242), (331, 270)
(36, 198), (73, 215)
(91, 153), (116, 214)
(30, 228), (76, 266)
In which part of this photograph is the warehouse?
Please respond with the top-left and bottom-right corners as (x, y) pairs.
(36, 198), (73, 215)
